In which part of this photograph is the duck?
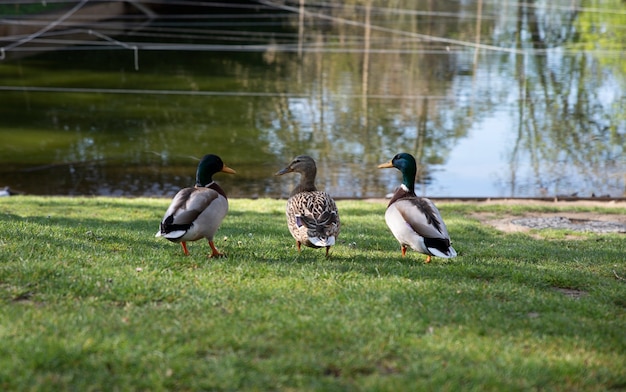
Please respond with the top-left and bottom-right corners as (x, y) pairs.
(275, 155), (340, 257)
(378, 152), (456, 263)
(0, 186), (18, 197)
(156, 154), (236, 257)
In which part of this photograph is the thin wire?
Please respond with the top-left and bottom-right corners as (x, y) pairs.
(0, 85), (451, 100)
(0, 42), (467, 54)
(268, 0), (626, 50)
(88, 29), (139, 70)
(257, 0), (525, 55)
(0, 0), (274, 10)
(3, 34), (623, 56)
(0, 0), (89, 59)
(493, 0), (626, 15)
(281, 0), (626, 17)
(1, 1), (624, 58)
(3, 5), (624, 36)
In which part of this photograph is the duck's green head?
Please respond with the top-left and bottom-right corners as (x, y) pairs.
(378, 152), (417, 191)
(196, 154), (236, 186)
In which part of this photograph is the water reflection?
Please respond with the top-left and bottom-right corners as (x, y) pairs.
(0, 1), (623, 198)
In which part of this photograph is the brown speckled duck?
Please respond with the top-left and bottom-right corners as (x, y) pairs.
(156, 154), (236, 257)
(275, 155), (340, 257)
(378, 152), (456, 263)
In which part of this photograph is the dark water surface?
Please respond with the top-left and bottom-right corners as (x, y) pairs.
(1, 1), (624, 198)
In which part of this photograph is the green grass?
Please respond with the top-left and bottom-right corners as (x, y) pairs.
(1, 196), (625, 391)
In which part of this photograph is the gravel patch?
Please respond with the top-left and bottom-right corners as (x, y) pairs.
(511, 216), (626, 233)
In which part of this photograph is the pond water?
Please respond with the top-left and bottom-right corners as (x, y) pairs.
(1, 1), (624, 199)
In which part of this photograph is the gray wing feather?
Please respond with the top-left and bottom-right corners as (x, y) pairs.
(163, 187), (219, 226)
(394, 198), (449, 239)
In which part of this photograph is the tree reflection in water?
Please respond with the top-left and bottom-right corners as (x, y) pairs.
(0, 0), (623, 197)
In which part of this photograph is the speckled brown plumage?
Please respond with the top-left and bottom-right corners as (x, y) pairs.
(275, 155), (340, 257)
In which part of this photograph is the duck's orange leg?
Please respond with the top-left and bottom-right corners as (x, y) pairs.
(425, 255), (432, 263)
(181, 242), (189, 256)
(296, 241), (302, 253)
(401, 245), (407, 257)
(208, 240), (225, 258)
(325, 246), (330, 258)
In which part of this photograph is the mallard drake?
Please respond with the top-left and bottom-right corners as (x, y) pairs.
(156, 154), (236, 257)
(378, 152), (456, 263)
(275, 155), (340, 257)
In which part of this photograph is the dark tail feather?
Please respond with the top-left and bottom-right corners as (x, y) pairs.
(160, 215), (192, 236)
(424, 237), (452, 254)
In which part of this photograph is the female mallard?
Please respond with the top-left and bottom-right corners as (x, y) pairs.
(156, 154), (236, 257)
(275, 155), (340, 257)
(378, 152), (456, 263)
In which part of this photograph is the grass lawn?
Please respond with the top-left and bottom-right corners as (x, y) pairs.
(0, 196), (625, 391)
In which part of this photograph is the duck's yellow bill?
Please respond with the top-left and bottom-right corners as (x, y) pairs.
(221, 165), (237, 174)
